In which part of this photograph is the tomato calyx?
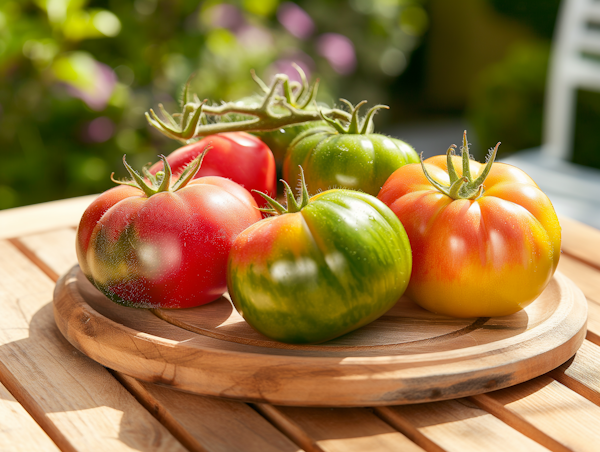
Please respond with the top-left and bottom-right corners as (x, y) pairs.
(255, 166), (310, 215)
(421, 131), (501, 200)
(111, 149), (208, 197)
(319, 99), (388, 135)
(145, 66), (352, 144)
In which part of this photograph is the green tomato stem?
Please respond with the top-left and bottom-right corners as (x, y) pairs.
(145, 67), (354, 144)
(171, 149), (208, 191)
(111, 149), (208, 197)
(420, 131), (501, 200)
(446, 145), (459, 182)
(255, 166), (310, 215)
(319, 99), (389, 136)
(360, 105), (389, 134)
(461, 131), (472, 181)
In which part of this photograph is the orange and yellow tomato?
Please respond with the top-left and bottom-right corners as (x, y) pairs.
(378, 153), (561, 318)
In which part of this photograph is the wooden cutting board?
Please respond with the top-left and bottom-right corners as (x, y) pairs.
(53, 265), (587, 407)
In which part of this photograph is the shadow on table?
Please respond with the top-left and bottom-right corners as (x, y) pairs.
(0, 301), (183, 451)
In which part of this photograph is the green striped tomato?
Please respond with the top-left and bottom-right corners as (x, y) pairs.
(226, 188), (412, 344)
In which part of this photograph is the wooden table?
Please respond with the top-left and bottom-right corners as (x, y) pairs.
(1, 195), (600, 452)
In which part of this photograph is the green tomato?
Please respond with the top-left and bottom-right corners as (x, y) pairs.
(255, 121), (325, 166)
(226, 188), (412, 344)
(283, 126), (419, 196)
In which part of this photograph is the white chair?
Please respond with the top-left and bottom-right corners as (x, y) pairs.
(501, 0), (600, 230)
(543, 0), (600, 160)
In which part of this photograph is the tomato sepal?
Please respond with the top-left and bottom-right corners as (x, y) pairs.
(421, 131), (500, 200)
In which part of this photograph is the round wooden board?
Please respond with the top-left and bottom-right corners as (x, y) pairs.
(53, 265), (587, 407)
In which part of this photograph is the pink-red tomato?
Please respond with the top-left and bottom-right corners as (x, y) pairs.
(149, 132), (276, 207)
(76, 157), (262, 309)
(377, 146), (561, 318)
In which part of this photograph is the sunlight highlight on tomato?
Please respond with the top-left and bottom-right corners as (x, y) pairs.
(378, 132), (561, 318)
(77, 153), (262, 308)
(227, 171), (412, 343)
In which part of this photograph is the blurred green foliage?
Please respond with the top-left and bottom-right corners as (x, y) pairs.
(487, 0), (561, 39)
(466, 1), (560, 160)
(468, 41), (550, 158)
(0, 0), (428, 209)
(573, 89), (600, 169)
(467, 0), (600, 169)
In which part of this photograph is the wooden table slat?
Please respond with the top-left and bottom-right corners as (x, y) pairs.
(473, 376), (600, 452)
(559, 216), (600, 269)
(0, 380), (61, 451)
(551, 340), (600, 406)
(584, 301), (600, 346)
(258, 405), (426, 452)
(14, 226), (311, 452)
(116, 373), (302, 452)
(0, 240), (186, 452)
(14, 229), (81, 280)
(6, 198), (600, 452)
(558, 255), (600, 305)
(556, 254), (600, 342)
(0, 195), (96, 240)
(375, 399), (550, 452)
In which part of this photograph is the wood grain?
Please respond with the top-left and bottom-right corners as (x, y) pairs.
(556, 254), (600, 341)
(257, 404), (425, 452)
(375, 399), (550, 452)
(15, 229), (81, 279)
(15, 227), (308, 451)
(551, 340), (600, 406)
(559, 216), (600, 269)
(0, 380), (61, 451)
(0, 240), (186, 452)
(585, 301), (600, 345)
(7, 196), (600, 452)
(0, 195), (95, 240)
(53, 263), (587, 406)
(115, 373), (301, 452)
(558, 255), (600, 304)
(473, 376), (600, 452)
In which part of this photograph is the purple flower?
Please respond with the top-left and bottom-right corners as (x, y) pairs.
(61, 59), (117, 111)
(268, 54), (314, 84)
(236, 25), (274, 50)
(86, 117), (115, 143)
(317, 33), (356, 75)
(209, 4), (244, 31)
(277, 3), (315, 39)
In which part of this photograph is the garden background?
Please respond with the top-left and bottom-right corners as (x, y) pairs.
(3, 0), (596, 211)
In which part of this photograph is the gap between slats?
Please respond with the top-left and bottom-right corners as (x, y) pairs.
(2, 237), (189, 452)
(9, 234), (312, 452)
(0, 359), (76, 452)
(372, 407), (446, 452)
(468, 393), (573, 452)
(550, 368), (600, 407)
(251, 404), (325, 452)
(587, 330), (600, 347)
(561, 249), (600, 274)
(8, 238), (60, 282)
(10, 230), (600, 452)
(111, 370), (208, 452)
(0, 240), (76, 452)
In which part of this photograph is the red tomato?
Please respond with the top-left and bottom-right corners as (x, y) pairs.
(377, 133), (561, 318)
(76, 154), (262, 308)
(149, 132), (276, 207)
